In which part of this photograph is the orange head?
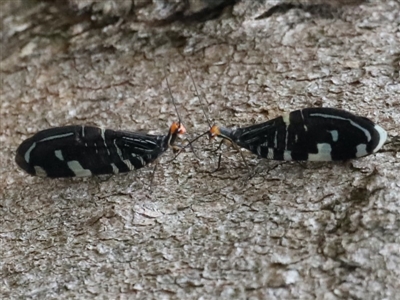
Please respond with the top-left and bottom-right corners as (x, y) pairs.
(170, 122), (186, 135)
(167, 122), (186, 150)
(208, 125), (221, 139)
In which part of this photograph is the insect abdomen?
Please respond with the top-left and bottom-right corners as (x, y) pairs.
(15, 125), (162, 178)
(236, 108), (387, 161)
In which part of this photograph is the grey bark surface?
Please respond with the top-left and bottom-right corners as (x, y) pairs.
(1, 0), (400, 299)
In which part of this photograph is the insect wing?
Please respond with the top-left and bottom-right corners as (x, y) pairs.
(115, 131), (165, 170)
(232, 117), (287, 159)
(233, 108), (386, 161)
(15, 125), (163, 178)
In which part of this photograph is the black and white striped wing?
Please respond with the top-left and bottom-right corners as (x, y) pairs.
(232, 108), (387, 161)
(15, 125), (165, 178)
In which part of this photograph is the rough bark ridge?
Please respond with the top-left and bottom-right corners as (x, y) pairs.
(1, 0), (399, 299)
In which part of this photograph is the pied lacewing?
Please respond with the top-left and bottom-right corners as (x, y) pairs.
(15, 78), (186, 178)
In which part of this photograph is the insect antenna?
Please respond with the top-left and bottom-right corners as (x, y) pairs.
(164, 69), (203, 161)
(185, 60), (250, 171)
(185, 63), (213, 128)
(146, 67), (187, 191)
(165, 66), (202, 153)
(165, 74), (183, 127)
(184, 63), (226, 168)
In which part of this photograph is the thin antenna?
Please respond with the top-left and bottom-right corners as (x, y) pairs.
(184, 59), (213, 128)
(184, 57), (250, 170)
(165, 71), (182, 125)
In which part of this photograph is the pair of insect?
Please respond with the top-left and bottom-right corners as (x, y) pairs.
(15, 77), (387, 178)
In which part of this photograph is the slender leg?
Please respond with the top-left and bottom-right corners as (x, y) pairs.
(186, 137), (201, 159)
(231, 142), (250, 171)
(148, 161), (158, 193)
(211, 140), (250, 173)
(211, 140), (225, 173)
(212, 139), (224, 153)
(167, 137), (202, 164)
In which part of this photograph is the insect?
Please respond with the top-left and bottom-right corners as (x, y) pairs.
(182, 65), (387, 167)
(15, 80), (186, 178)
(207, 107), (387, 162)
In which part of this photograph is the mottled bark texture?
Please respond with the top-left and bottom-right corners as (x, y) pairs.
(1, 0), (399, 299)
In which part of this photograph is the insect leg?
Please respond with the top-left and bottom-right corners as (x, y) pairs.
(215, 151), (223, 173)
(212, 139), (225, 153)
(230, 141), (250, 171)
(148, 160), (159, 193)
(210, 139), (251, 172)
(210, 139), (225, 173)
